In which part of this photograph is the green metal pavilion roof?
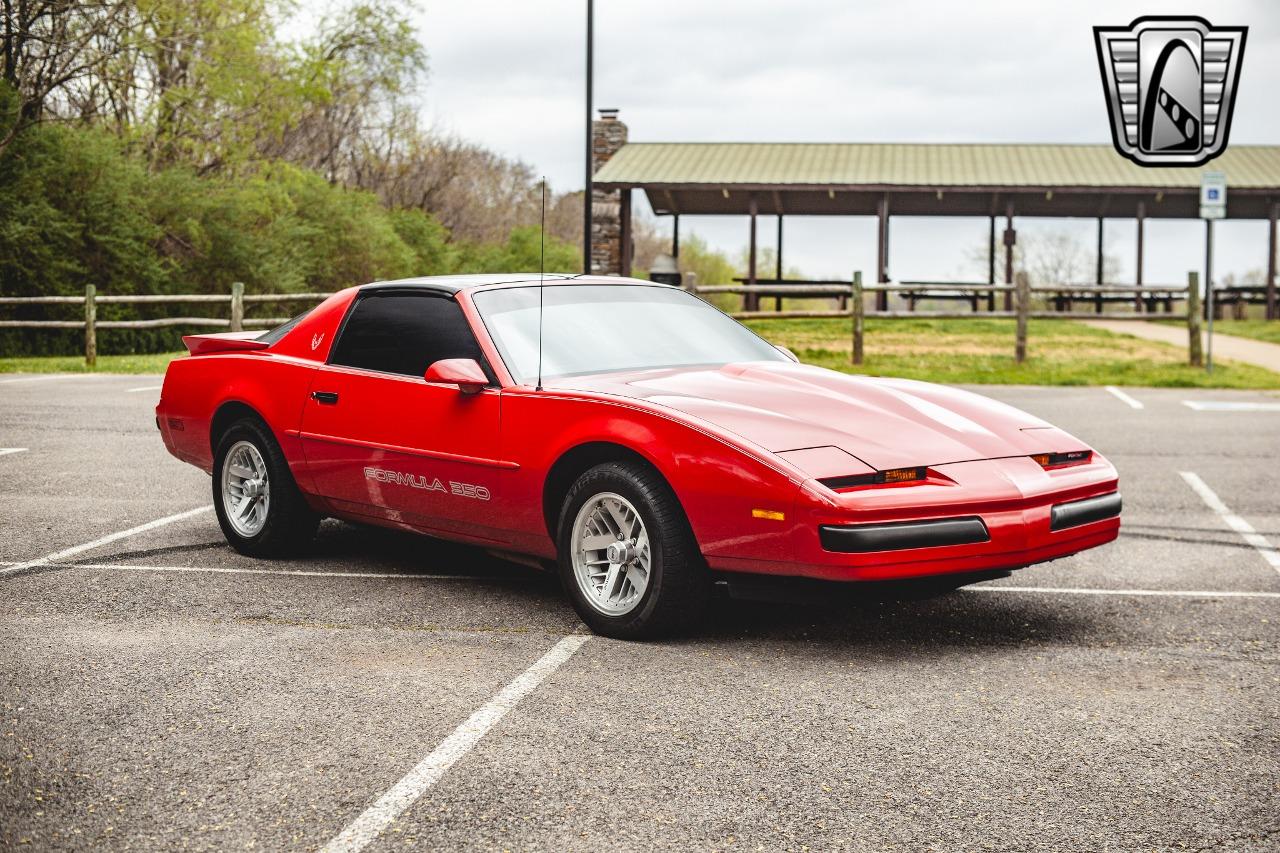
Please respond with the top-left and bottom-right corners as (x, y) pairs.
(593, 143), (1280, 219)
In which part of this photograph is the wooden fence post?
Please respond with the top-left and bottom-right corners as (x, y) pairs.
(851, 270), (864, 365)
(230, 281), (245, 332)
(84, 284), (97, 368)
(1187, 271), (1203, 367)
(1014, 271), (1029, 363)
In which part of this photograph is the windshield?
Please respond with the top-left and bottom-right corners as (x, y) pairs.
(472, 284), (786, 383)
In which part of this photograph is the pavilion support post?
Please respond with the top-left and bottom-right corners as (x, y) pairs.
(1003, 202), (1015, 311)
(619, 188), (632, 277)
(1187, 271), (1203, 367)
(775, 215), (784, 311)
(746, 196), (759, 312)
(672, 213), (680, 259)
(1135, 201), (1146, 312)
(1267, 201), (1278, 320)
(875, 196), (890, 311)
(987, 214), (997, 311)
(1094, 216), (1104, 314)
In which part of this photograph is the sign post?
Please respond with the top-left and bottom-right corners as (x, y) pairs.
(1200, 171), (1226, 373)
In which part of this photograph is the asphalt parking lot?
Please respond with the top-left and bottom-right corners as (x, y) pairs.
(1, 374), (1278, 852)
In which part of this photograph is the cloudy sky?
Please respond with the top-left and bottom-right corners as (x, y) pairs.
(349, 0), (1278, 282)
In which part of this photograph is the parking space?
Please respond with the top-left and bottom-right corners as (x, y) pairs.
(2, 376), (1278, 851)
(0, 375), (210, 563)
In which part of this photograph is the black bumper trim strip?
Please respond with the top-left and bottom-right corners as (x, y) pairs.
(1050, 492), (1122, 531)
(819, 517), (990, 554)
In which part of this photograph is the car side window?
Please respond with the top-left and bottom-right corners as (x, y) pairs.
(329, 292), (483, 377)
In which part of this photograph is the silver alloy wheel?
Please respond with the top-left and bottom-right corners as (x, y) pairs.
(570, 492), (651, 616)
(221, 440), (270, 538)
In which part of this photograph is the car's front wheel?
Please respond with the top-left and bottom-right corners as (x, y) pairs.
(213, 418), (319, 557)
(557, 461), (708, 639)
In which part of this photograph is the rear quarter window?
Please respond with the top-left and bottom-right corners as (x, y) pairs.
(329, 292), (483, 377)
(257, 309), (312, 346)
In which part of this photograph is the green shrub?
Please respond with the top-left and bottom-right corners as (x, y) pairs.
(0, 122), (171, 354)
(454, 225), (581, 275)
(0, 120), (549, 356)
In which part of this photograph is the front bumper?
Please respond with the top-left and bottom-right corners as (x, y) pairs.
(819, 516), (991, 553)
(709, 455), (1121, 582)
(1050, 491), (1122, 531)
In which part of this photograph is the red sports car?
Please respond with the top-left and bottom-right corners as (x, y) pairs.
(157, 275), (1120, 638)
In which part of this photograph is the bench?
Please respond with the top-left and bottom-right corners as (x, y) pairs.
(1046, 288), (1184, 314)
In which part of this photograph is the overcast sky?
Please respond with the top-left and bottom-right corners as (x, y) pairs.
(336, 0), (1279, 282)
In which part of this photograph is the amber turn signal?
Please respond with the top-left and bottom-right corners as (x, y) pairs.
(818, 466), (927, 491)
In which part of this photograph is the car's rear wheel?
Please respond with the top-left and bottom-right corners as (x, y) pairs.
(557, 461), (708, 639)
(213, 418), (319, 557)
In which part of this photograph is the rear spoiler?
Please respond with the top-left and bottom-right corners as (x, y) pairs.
(182, 331), (269, 356)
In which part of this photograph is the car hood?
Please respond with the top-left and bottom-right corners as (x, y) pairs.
(554, 361), (1084, 471)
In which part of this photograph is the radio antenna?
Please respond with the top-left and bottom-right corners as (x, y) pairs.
(536, 177), (546, 391)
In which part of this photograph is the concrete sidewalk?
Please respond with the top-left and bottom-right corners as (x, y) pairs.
(1081, 319), (1280, 374)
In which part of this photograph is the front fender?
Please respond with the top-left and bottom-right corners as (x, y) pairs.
(502, 390), (804, 564)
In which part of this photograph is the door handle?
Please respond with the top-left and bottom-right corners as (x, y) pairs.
(311, 391), (339, 404)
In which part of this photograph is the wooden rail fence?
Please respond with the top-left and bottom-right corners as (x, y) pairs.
(695, 271), (1206, 367)
(0, 274), (1216, 368)
(0, 283), (330, 367)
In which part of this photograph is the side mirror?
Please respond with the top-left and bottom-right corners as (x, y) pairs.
(424, 358), (488, 395)
(775, 345), (799, 363)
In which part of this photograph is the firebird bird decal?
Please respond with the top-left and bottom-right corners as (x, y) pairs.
(311, 332), (325, 351)
(363, 466), (491, 500)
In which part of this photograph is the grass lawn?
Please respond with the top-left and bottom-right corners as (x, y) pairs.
(1155, 318), (1280, 346)
(744, 317), (1280, 389)
(0, 351), (183, 374)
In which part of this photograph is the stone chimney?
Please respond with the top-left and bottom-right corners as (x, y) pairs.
(590, 108), (628, 275)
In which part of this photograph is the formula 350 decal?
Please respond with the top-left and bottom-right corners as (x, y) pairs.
(363, 467), (491, 501)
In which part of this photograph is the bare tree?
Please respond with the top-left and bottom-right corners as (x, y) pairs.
(1, 0), (583, 254)
(266, 1), (426, 181)
(966, 227), (1122, 285)
(0, 0), (127, 154)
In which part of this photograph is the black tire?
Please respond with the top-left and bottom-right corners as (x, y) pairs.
(212, 417), (319, 557)
(556, 461), (708, 640)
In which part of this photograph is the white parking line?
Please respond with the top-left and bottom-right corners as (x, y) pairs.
(1104, 386), (1144, 409)
(969, 585), (1280, 599)
(1180, 471), (1280, 574)
(0, 448), (28, 457)
(1182, 401), (1280, 412)
(125, 385), (162, 393)
(0, 505), (214, 578)
(320, 634), (590, 853)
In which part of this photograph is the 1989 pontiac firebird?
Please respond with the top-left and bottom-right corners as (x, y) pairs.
(157, 275), (1121, 638)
